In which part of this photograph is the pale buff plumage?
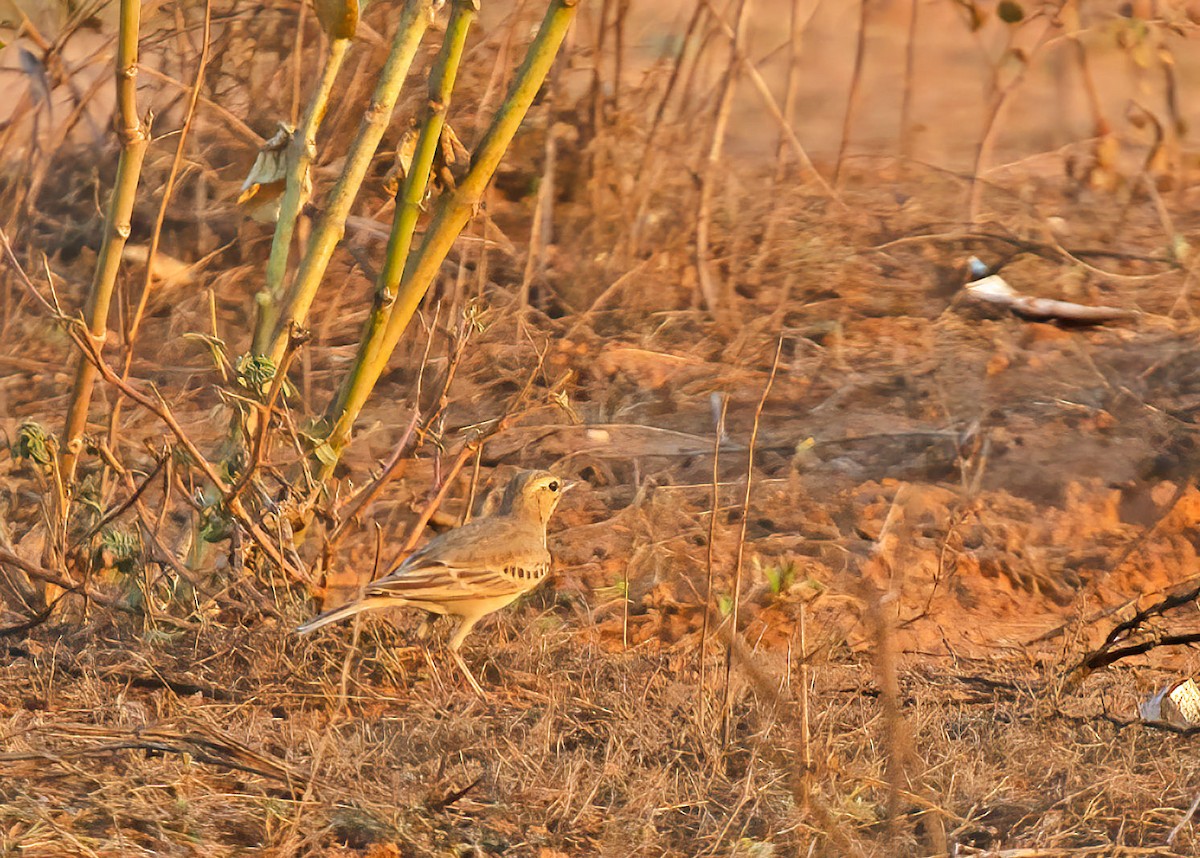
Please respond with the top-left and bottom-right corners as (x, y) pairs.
(297, 469), (571, 693)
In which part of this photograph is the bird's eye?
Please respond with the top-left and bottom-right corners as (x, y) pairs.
(548, 480), (559, 492)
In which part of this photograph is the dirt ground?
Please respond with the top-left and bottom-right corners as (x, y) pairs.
(4, 1), (1200, 856)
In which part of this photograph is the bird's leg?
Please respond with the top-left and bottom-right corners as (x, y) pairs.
(450, 649), (487, 700)
(447, 614), (486, 699)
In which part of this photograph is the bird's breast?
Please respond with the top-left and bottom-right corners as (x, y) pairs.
(500, 561), (550, 586)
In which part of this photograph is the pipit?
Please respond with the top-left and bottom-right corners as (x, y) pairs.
(297, 469), (572, 695)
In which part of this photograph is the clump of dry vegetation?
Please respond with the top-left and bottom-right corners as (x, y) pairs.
(4, 0), (1200, 854)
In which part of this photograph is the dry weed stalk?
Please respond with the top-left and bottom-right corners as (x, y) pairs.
(746, 0), (810, 283)
(635, 0), (705, 184)
(699, 0), (839, 205)
(861, 486), (948, 854)
(518, 51), (561, 312)
(697, 393), (728, 731)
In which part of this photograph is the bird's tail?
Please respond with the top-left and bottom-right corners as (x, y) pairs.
(295, 596), (404, 635)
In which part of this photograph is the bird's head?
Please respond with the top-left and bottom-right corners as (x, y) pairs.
(501, 469), (575, 524)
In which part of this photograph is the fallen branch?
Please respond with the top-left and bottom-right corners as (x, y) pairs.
(1068, 579), (1200, 681)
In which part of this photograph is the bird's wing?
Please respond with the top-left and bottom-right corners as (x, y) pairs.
(396, 514), (513, 568)
(366, 523), (550, 604)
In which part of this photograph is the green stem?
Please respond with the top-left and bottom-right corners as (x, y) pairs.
(317, 0), (579, 480)
(322, 0), (477, 446)
(264, 0), (433, 362)
(252, 36), (351, 356)
(61, 0), (150, 483)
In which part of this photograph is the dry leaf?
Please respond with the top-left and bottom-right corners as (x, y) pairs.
(382, 121), (471, 197)
(238, 123), (305, 223)
(314, 0), (358, 40)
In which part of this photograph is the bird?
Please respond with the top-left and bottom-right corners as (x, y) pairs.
(297, 469), (573, 695)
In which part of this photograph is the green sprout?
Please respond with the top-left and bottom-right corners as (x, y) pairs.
(763, 559), (798, 596)
(235, 353), (278, 396)
(96, 527), (142, 576)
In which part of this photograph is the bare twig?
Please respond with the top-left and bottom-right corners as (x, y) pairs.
(968, 22), (1061, 221)
(325, 410), (422, 553)
(634, 0), (705, 183)
(721, 335), (783, 745)
(0, 548), (125, 610)
(66, 325), (304, 582)
(695, 0), (749, 313)
(1069, 579), (1200, 681)
(699, 0), (840, 206)
(834, 0), (870, 185)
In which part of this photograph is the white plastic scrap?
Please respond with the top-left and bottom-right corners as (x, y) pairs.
(1141, 678), (1200, 729)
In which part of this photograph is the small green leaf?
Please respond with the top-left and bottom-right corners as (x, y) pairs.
(312, 441), (338, 467)
(198, 508), (233, 544)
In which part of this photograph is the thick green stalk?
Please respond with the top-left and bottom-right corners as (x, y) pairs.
(318, 0), (579, 479)
(321, 0), (476, 446)
(265, 0), (432, 362)
(252, 36), (350, 355)
(61, 0), (150, 482)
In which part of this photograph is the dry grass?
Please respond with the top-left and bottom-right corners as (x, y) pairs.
(3, 615), (1200, 855)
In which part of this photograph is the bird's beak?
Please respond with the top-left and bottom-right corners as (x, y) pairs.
(562, 479), (581, 493)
